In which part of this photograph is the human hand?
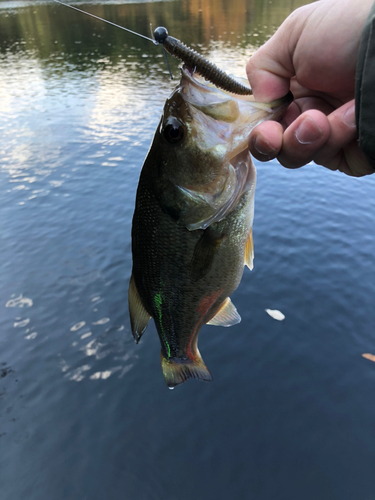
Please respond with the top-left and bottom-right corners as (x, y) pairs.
(246, 0), (375, 176)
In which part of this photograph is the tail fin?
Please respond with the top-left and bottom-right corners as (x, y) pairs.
(160, 350), (212, 388)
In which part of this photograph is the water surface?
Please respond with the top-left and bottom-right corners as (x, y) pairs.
(1, 1), (375, 499)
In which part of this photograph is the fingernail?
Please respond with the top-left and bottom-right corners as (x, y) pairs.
(343, 103), (356, 128)
(254, 135), (277, 156)
(295, 116), (322, 145)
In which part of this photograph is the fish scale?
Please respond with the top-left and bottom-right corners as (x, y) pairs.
(131, 159), (254, 386)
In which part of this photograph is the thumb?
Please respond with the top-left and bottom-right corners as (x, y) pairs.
(246, 46), (292, 102)
(246, 5), (312, 102)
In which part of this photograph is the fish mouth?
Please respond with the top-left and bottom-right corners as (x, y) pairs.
(180, 65), (293, 111)
(181, 64), (252, 96)
(178, 66), (292, 156)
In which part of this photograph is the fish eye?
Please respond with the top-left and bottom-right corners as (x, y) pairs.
(163, 118), (184, 144)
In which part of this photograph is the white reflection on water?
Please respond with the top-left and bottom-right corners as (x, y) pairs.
(66, 364), (91, 382)
(92, 317), (110, 325)
(25, 332), (38, 340)
(58, 300), (138, 382)
(90, 370), (113, 380)
(6, 294), (33, 308)
(61, 331), (136, 381)
(13, 318), (30, 327)
(49, 180), (63, 188)
(205, 41), (256, 77)
(83, 66), (164, 146)
(0, 55), (45, 116)
(70, 321), (86, 331)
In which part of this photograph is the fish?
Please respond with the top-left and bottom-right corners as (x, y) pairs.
(129, 66), (292, 388)
(49, 3), (291, 388)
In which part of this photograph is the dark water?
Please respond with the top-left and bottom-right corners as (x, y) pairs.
(1, 1), (375, 498)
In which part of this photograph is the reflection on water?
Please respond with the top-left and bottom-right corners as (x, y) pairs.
(0, 0), (309, 62)
(5, 294), (34, 308)
(1, 1), (375, 500)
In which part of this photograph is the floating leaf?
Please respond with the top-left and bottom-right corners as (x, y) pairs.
(362, 353), (375, 362)
(265, 309), (285, 321)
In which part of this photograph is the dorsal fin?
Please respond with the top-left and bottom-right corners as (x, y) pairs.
(244, 228), (254, 270)
(128, 274), (151, 343)
(207, 297), (241, 326)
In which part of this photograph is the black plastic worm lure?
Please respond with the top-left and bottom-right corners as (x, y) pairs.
(53, 0), (253, 96)
(153, 27), (253, 96)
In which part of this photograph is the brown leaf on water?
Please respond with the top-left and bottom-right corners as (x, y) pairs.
(362, 353), (375, 362)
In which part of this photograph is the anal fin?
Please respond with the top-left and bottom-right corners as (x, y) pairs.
(160, 350), (212, 388)
(128, 274), (151, 343)
(207, 297), (241, 326)
(244, 228), (254, 270)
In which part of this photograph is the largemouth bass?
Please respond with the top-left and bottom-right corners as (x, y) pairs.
(129, 67), (291, 388)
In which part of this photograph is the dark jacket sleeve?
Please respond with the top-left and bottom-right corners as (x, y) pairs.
(355, 2), (375, 169)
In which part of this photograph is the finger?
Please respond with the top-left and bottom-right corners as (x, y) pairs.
(248, 121), (284, 161)
(315, 141), (373, 177)
(277, 110), (331, 169)
(279, 97), (335, 129)
(289, 79), (345, 108)
(248, 98), (334, 161)
(313, 101), (357, 168)
(312, 101), (374, 176)
(246, 4), (316, 101)
(293, 97), (335, 117)
(338, 142), (374, 177)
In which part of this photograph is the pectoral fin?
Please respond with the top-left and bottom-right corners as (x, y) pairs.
(207, 297), (241, 326)
(244, 228), (254, 270)
(128, 274), (151, 343)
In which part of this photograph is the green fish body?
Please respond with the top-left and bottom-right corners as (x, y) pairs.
(129, 68), (291, 387)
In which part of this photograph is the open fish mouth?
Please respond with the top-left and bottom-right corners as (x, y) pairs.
(177, 66), (292, 158)
(180, 65), (292, 111)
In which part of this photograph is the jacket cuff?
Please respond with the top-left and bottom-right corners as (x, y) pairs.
(355, 2), (375, 169)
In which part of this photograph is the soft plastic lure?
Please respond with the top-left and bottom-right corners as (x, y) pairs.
(153, 26), (253, 95)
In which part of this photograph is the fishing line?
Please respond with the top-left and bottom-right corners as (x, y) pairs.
(53, 0), (178, 78)
(53, 0), (156, 43)
(162, 46), (174, 80)
(53, 0), (255, 94)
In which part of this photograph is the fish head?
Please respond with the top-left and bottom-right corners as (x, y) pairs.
(149, 66), (292, 230)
